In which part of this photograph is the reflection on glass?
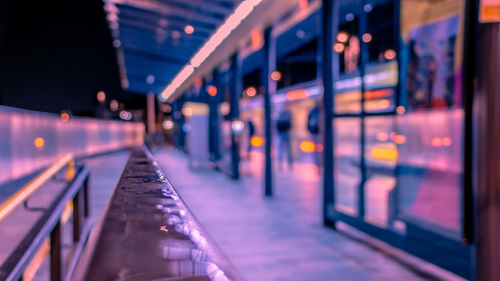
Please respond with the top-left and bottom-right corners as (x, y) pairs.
(334, 118), (360, 215)
(396, 109), (462, 233)
(364, 117), (397, 226)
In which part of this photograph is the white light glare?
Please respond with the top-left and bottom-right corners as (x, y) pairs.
(160, 0), (263, 102)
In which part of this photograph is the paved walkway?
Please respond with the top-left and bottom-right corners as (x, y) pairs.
(0, 150), (129, 277)
(154, 148), (437, 281)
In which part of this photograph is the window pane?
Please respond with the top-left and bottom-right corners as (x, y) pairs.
(334, 118), (360, 215)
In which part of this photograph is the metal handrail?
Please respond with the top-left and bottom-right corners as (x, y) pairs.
(0, 153), (75, 223)
(0, 165), (90, 281)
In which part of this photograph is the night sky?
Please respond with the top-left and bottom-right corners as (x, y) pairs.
(0, 0), (129, 115)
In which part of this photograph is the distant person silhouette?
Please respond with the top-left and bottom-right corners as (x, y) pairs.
(276, 108), (293, 170)
(307, 103), (320, 166)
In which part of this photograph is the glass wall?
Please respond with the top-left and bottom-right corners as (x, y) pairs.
(332, 0), (467, 259)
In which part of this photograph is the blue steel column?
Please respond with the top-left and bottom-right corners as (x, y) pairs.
(263, 26), (276, 197)
(321, 0), (337, 227)
(358, 0), (368, 218)
(230, 53), (241, 180)
(209, 70), (221, 162)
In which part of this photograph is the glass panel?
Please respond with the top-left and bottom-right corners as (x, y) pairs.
(335, 0), (362, 114)
(334, 118), (360, 215)
(363, 0), (398, 113)
(397, 0), (465, 236)
(364, 116), (397, 227)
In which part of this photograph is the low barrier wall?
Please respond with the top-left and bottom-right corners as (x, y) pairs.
(0, 106), (144, 185)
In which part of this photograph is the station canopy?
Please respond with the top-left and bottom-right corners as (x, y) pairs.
(103, 0), (240, 95)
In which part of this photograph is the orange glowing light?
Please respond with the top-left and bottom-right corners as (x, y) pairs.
(250, 136), (263, 147)
(376, 132), (389, 142)
(336, 32), (348, 43)
(431, 137), (442, 147)
(333, 43), (345, 53)
(182, 107), (193, 117)
(34, 137), (45, 149)
(371, 147), (398, 161)
(364, 89), (392, 99)
(207, 85), (217, 96)
(184, 25), (194, 34)
(300, 141), (316, 153)
(442, 137), (452, 147)
(317, 143), (324, 152)
(97, 91), (106, 102)
(393, 134), (406, 144)
(60, 113), (70, 122)
(384, 49), (396, 60)
(246, 87), (257, 97)
(271, 71), (282, 81)
(286, 89), (309, 101)
(396, 106), (406, 115)
(299, 0), (308, 10)
(250, 29), (263, 50)
(362, 33), (372, 43)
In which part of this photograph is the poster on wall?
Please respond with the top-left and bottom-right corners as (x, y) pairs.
(480, 0), (500, 22)
(406, 16), (459, 110)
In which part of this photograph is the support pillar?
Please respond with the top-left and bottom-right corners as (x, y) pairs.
(263, 26), (276, 197)
(230, 53), (241, 180)
(321, 0), (337, 227)
(474, 16), (500, 281)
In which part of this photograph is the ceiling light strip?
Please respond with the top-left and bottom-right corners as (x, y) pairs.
(160, 0), (263, 101)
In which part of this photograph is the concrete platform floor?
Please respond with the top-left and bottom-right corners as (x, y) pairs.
(153, 148), (459, 281)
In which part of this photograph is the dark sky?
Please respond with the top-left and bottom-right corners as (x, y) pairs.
(0, 0), (129, 115)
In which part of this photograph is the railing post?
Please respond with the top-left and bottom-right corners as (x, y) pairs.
(73, 191), (82, 243)
(83, 177), (90, 218)
(50, 221), (62, 281)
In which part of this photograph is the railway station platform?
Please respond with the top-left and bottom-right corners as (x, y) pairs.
(152, 148), (462, 281)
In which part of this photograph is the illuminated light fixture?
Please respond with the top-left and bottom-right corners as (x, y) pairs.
(182, 106), (193, 117)
(250, 136), (264, 147)
(171, 30), (181, 39)
(346, 13), (355, 22)
(250, 29), (263, 50)
(376, 132), (389, 142)
(299, 0), (308, 10)
(160, 0), (263, 101)
(384, 49), (397, 60)
(286, 89), (309, 101)
(160, 65), (195, 101)
(371, 147), (398, 161)
(431, 137), (442, 147)
(271, 71), (282, 82)
(316, 143), (324, 152)
(34, 137), (45, 150)
(207, 85), (217, 96)
(184, 25), (194, 35)
(392, 134), (406, 144)
(336, 32), (348, 43)
(363, 3), (373, 13)
(97, 91), (106, 103)
(333, 43), (345, 53)
(362, 33), (372, 43)
(146, 74), (155, 84)
(119, 110), (132, 120)
(191, 0), (262, 68)
(296, 29), (305, 39)
(110, 99), (119, 111)
(396, 105), (406, 115)
(364, 89), (392, 99)
(60, 113), (70, 122)
(162, 120), (174, 130)
(300, 141), (316, 153)
(231, 120), (245, 134)
(113, 39), (121, 48)
(442, 137), (452, 146)
(246, 86), (257, 97)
